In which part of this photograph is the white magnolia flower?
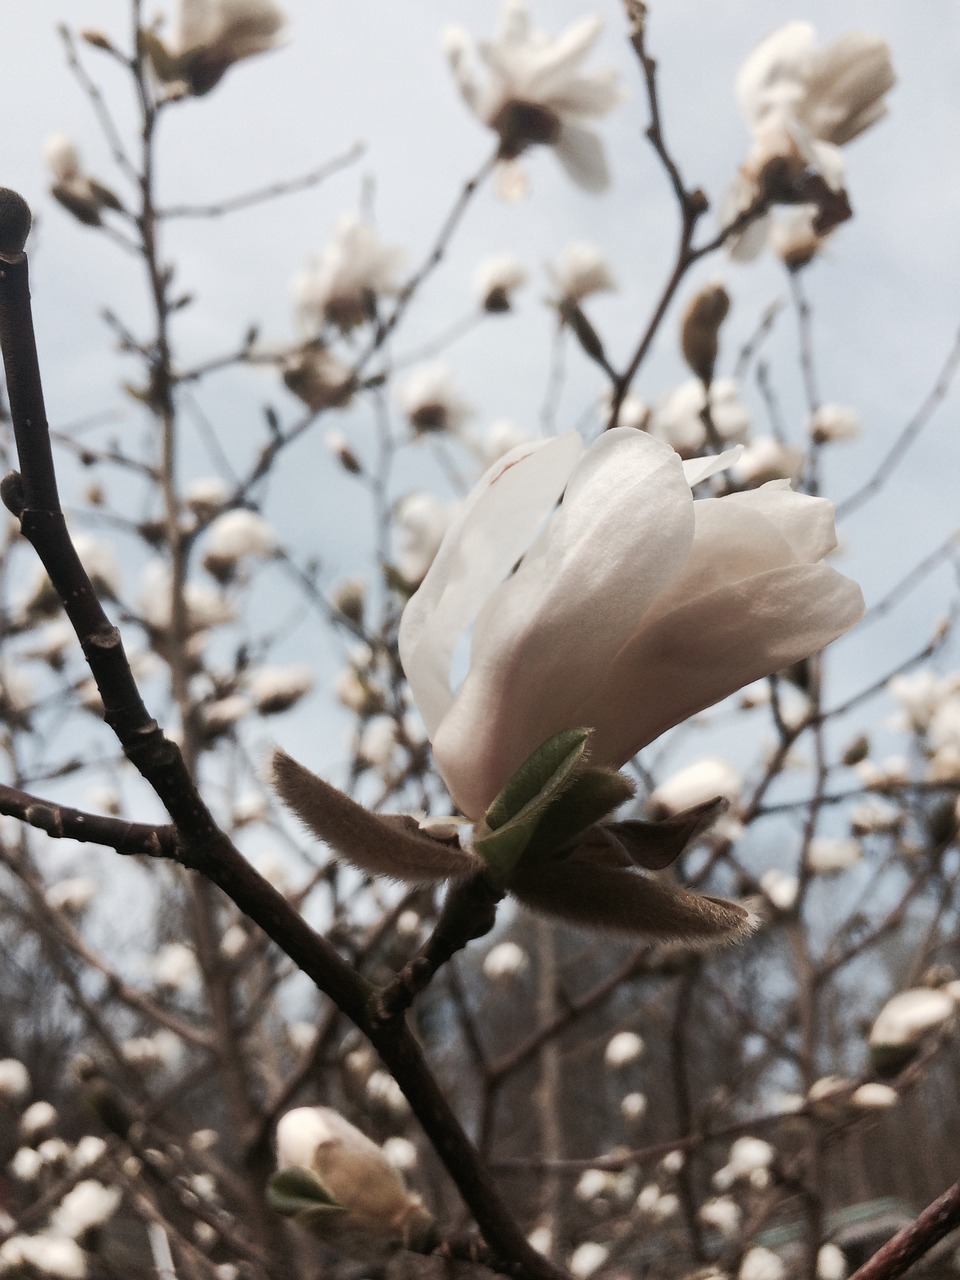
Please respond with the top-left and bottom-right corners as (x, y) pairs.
(10, 1146), (45, 1181)
(46, 878), (97, 917)
(139, 561), (237, 633)
(887, 669), (951, 731)
(161, 0), (287, 96)
(740, 1246), (786, 1280)
(283, 345), (354, 412)
(850, 1082), (898, 1110)
(274, 1106), (428, 1260)
(49, 1180), (122, 1239)
(483, 940), (529, 984)
(247, 664), (314, 715)
(0, 1059), (30, 1103)
(817, 1244), (848, 1280)
(575, 1168), (615, 1201)
(297, 216), (405, 332)
(732, 436), (806, 487)
(547, 242), (615, 303)
(400, 429), (863, 820)
(185, 475), (229, 516)
(473, 252), (529, 311)
(20, 1101), (57, 1141)
(232, 790), (268, 826)
(443, 1), (623, 191)
(768, 204), (825, 271)
(620, 1092), (647, 1123)
(204, 510), (276, 574)
(810, 404), (861, 443)
(397, 363), (473, 435)
(569, 1241), (610, 1278)
(715, 1137), (774, 1190)
(806, 836), (861, 874)
(44, 133), (122, 228)
(151, 942), (200, 993)
(648, 378), (751, 459)
(604, 1031), (644, 1068)
(869, 988), (955, 1049)
(366, 1070), (409, 1116)
(649, 758), (742, 820)
(0, 1234), (88, 1278)
(637, 1185), (679, 1220)
(760, 868), (799, 912)
(699, 1196), (742, 1236)
(357, 717), (400, 771)
(728, 24), (895, 260)
(395, 492), (454, 585)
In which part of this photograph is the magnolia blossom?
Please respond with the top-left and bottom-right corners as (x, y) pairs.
(443, 1), (623, 191)
(546, 242), (615, 303)
(604, 1031), (644, 1068)
(648, 378), (751, 459)
(740, 1247), (786, 1280)
(157, 0), (287, 96)
(400, 429), (863, 820)
(568, 1242), (610, 1279)
(0, 1234), (88, 1279)
(869, 988), (955, 1048)
(0, 1058), (30, 1102)
(817, 1244), (849, 1280)
(850, 1082), (898, 1110)
(648, 759), (742, 820)
(482, 940), (529, 984)
(473, 252), (528, 312)
(397, 363), (473, 435)
(247, 664), (314, 715)
(699, 1196), (742, 1236)
(395, 492), (454, 585)
(728, 23), (895, 260)
(733, 436), (806, 487)
(760, 868), (799, 913)
(806, 836), (861, 874)
(203, 509), (276, 577)
(49, 1181), (122, 1239)
(274, 1105), (428, 1261)
(44, 133), (122, 228)
(296, 216), (405, 332)
(283, 346), (354, 412)
(810, 404), (861, 443)
(620, 1091), (648, 1123)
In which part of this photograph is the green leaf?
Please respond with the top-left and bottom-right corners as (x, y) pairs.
(267, 1167), (343, 1218)
(524, 768), (636, 861)
(475, 729), (589, 884)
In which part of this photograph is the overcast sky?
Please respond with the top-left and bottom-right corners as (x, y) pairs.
(2, 1), (959, 786)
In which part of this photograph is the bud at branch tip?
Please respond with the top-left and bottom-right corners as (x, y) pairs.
(0, 189), (32, 255)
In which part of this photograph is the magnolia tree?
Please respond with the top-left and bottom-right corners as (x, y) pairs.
(1, 2), (959, 1279)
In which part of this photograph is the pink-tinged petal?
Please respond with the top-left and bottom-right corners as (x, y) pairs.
(432, 430), (695, 817)
(399, 433), (582, 739)
(553, 123), (610, 192)
(584, 562), (865, 768)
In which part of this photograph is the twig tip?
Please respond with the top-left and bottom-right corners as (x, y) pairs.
(0, 189), (32, 255)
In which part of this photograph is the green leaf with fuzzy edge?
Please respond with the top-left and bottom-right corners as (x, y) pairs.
(475, 728), (589, 884)
(267, 1168), (345, 1218)
(524, 767), (636, 861)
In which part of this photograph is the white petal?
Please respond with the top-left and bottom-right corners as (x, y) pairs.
(431, 430), (694, 816)
(736, 22), (814, 128)
(398, 434), (582, 739)
(682, 447), (743, 488)
(553, 122), (611, 192)
(585, 562), (864, 768)
(715, 484), (839, 561)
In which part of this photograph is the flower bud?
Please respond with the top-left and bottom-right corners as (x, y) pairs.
(272, 1106), (432, 1261)
(681, 282), (730, 385)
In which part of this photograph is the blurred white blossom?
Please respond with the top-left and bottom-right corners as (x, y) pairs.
(0, 1059), (30, 1103)
(483, 940), (529, 984)
(443, 2), (623, 191)
(604, 1031), (644, 1068)
(740, 1246), (786, 1280)
(296, 215), (405, 332)
(49, 1181), (122, 1239)
(569, 1241), (610, 1278)
(648, 378), (751, 458)
(398, 363), (473, 435)
(547, 242), (615, 302)
(157, 0), (287, 96)
(649, 758), (742, 819)
(810, 404), (861, 443)
(474, 252), (529, 311)
(247, 664), (314, 715)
